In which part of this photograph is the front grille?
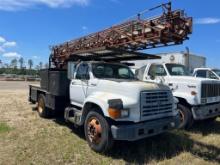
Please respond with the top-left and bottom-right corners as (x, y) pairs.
(201, 83), (220, 98)
(140, 91), (173, 120)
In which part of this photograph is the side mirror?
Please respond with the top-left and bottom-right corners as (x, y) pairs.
(148, 73), (155, 80)
(68, 62), (76, 80)
(145, 74), (155, 80)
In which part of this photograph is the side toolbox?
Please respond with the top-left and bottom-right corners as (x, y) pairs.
(40, 69), (70, 96)
(29, 85), (38, 103)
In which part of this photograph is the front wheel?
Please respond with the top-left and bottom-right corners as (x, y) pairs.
(178, 104), (194, 129)
(84, 111), (114, 153)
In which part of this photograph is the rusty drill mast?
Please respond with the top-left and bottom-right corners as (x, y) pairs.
(51, 2), (192, 68)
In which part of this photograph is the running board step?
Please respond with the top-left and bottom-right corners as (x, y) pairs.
(64, 107), (82, 125)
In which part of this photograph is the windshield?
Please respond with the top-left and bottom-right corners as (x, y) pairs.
(213, 69), (220, 77)
(92, 63), (135, 80)
(166, 64), (189, 76)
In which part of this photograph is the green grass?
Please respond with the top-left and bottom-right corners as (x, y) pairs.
(0, 122), (11, 134)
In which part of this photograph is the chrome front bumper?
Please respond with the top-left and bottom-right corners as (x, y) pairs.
(192, 102), (220, 120)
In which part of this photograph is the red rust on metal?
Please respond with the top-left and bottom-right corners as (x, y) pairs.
(88, 118), (102, 144)
(51, 2), (193, 68)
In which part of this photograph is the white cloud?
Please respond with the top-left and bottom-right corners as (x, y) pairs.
(2, 41), (17, 48)
(33, 56), (39, 59)
(2, 52), (21, 58)
(195, 18), (220, 24)
(0, 0), (90, 11)
(0, 36), (6, 43)
(0, 47), (5, 53)
(82, 26), (88, 31)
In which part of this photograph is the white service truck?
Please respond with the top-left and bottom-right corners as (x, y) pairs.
(29, 1), (194, 152)
(193, 68), (220, 80)
(29, 61), (179, 153)
(136, 63), (220, 129)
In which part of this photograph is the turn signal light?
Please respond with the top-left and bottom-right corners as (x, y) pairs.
(191, 91), (197, 96)
(108, 108), (121, 119)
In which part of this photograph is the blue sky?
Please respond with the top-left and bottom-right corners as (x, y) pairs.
(0, 0), (220, 68)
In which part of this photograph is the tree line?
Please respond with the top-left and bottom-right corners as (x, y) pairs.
(0, 58), (49, 76)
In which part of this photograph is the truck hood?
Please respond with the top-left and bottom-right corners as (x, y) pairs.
(166, 76), (220, 84)
(96, 79), (170, 96)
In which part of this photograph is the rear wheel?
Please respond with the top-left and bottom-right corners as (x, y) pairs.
(37, 94), (51, 118)
(178, 104), (194, 129)
(84, 111), (114, 153)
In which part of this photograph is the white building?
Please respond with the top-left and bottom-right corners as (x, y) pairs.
(129, 52), (206, 73)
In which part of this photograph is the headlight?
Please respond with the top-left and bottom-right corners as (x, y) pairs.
(121, 109), (129, 118)
(108, 99), (129, 119)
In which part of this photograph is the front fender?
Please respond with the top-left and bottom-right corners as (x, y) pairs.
(83, 93), (109, 117)
(83, 91), (140, 122)
(173, 91), (199, 105)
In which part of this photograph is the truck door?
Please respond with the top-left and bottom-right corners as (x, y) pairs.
(70, 63), (90, 106)
(145, 64), (167, 84)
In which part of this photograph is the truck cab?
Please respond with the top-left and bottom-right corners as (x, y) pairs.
(29, 61), (179, 152)
(136, 63), (220, 129)
(193, 68), (220, 80)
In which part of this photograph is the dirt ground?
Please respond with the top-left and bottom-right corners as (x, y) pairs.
(0, 81), (220, 165)
(0, 81), (39, 90)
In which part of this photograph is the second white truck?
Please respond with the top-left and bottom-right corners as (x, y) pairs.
(193, 68), (220, 80)
(136, 63), (220, 129)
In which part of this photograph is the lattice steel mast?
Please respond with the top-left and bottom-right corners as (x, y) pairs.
(51, 2), (192, 68)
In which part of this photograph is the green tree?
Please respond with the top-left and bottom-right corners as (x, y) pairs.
(19, 57), (24, 69)
(35, 65), (40, 71)
(39, 62), (43, 70)
(11, 59), (17, 69)
(28, 59), (33, 70)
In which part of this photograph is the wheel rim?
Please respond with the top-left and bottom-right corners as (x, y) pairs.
(87, 117), (102, 144)
(38, 98), (44, 114)
(179, 109), (185, 124)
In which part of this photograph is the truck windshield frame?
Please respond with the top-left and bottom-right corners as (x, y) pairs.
(166, 64), (189, 76)
(92, 63), (135, 80)
(212, 69), (220, 77)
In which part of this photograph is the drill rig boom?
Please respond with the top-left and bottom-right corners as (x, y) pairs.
(51, 2), (192, 68)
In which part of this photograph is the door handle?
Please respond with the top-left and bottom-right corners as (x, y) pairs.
(90, 83), (97, 86)
(72, 82), (76, 85)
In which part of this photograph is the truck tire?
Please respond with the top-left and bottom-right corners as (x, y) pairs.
(178, 104), (194, 129)
(37, 94), (51, 118)
(84, 111), (114, 153)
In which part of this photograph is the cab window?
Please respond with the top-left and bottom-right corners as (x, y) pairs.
(148, 64), (167, 76)
(196, 70), (207, 78)
(76, 63), (90, 80)
(166, 64), (189, 76)
(92, 63), (135, 80)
